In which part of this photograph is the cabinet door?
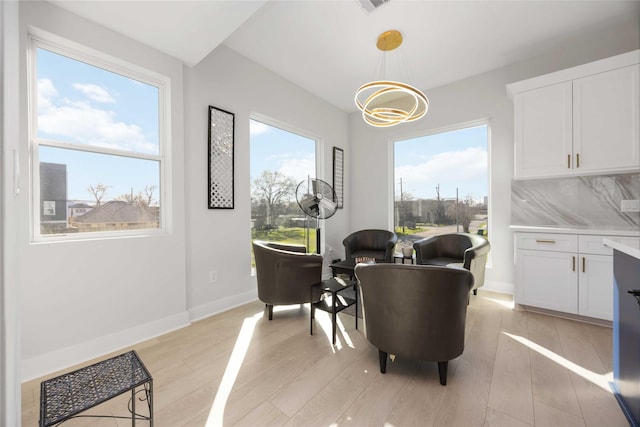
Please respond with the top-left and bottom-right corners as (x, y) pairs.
(514, 82), (573, 179)
(574, 64), (640, 174)
(516, 249), (578, 313)
(578, 254), (613, 321)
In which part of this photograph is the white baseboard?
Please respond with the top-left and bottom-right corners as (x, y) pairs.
(188, 289), (258, 322)
(21, 311), (190, 383)
(483, 280), (514, 295)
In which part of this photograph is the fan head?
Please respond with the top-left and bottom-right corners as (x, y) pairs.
(296, 178), (338, 220)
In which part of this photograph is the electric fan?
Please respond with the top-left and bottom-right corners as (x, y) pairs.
(295, 177), (338, 253)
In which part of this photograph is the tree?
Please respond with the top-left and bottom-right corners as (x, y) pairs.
(251, 171), (296, 228)
(87, 183), (108, 206)
(396, 178), (415, 232)
(447, 195), (479, 233)
(115, 185), (157, 208)
(115, 189), (142, 205)
(142, 185), (157, 207)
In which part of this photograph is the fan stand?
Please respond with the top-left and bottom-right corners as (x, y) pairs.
(315, 222), (321, 255)
(304, 217), (321, 254)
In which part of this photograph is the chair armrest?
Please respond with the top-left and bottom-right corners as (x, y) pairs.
(413, 236), (440, 264)
(384, 233), (398, 262)
(266, 242), (308, 253)
(462, 239), (490, 269)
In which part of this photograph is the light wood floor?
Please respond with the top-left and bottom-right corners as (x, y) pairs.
(22, 290), (629, 427)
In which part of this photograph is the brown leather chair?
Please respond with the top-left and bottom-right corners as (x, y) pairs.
(354, 263), (474, 385)
(342, 229), (398, 263)
(413, 233), (490, 295)
(253, 240), (323, 320)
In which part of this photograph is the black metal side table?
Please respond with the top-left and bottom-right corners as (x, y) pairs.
(394, 253), (416, 264)
(310, 277), (358, 345)
(329, 259), (356, 279)
(39, 350), (153, 427)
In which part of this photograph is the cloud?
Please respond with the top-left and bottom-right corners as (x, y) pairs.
(250, 120), (271, 137)
(37, 79), (157, 154)
(72, 83), (116, 103)
(277, 153), (315, 186)
(38, 79), (58, 110)
(396, 147), (487, 199)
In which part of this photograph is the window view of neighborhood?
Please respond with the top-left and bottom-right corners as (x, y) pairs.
(34, 45), (162, 236)
(250, 119), (317, 252)
(394, 124), (489, 251)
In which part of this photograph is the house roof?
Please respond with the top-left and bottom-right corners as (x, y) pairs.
(73, 201), (158, 224)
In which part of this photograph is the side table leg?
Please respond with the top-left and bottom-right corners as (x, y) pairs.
(148, 380), (154, 427)
(332, 294), (337, 345)
(310, 286), (315, 336)
(354, 283), (358, 331)
(131, 388), (136, 426)
(310, 305), (314, 335)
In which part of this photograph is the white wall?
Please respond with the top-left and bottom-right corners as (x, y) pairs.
(184, 45), (349, 320)
(9, 0), (639, 390)
(348, 18), (640, 294)
(18, 1), (188, 381)
(2, 0), (21, 424)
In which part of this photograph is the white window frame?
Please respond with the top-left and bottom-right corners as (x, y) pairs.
(28, 32), (171, 242)
(390, 119), (492, 264)
(249, 113), (323, 263)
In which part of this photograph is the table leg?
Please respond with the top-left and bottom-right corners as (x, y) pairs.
(131, 388), (136, 426)
(310, 304), (315, 335)
(310, 286), (315, 336)
(332, 292), (337, 345)
(148, 380), (154, 427)
(354, 283), (358, 331)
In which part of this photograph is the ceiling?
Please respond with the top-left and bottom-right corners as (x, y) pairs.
(50, 0), (640, 113)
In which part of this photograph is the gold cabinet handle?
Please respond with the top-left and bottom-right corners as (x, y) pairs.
(536, 239), (556, 244)
(576, 153), (580, 168)
(582, 257), (585, 273)
(572, 256), (576, 271)
(567, 154), (571, 169)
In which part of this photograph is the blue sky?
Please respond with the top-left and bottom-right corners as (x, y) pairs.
(37, 47), (160, 202)
(249, 119), (316, 188)
(395, 125), (488, 202)
(39, 46), (486, 205)
(249, 120), (487, 203)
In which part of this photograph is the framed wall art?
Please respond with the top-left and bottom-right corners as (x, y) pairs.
(208, 105), (235, 209)
(332, 147), (344, 208)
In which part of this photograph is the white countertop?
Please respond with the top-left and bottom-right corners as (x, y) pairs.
(510, 225), (640, 237)
(603, 238), (640, 260)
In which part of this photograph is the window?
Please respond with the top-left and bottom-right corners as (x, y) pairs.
(30, 36), (168, 239)
(394, 123), (489, 250)
(250, 118), (317, 254)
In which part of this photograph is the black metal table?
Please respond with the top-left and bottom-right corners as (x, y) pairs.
(394, 253), (416, 264)
(329, 260), (356, 279)
(39, 350), (153, 427)
(310, 277), (358, 345)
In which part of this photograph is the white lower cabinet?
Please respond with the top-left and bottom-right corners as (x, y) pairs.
(516, 233), (579, 314)
(578, 254), (613, 320)
(515, 232), (633, 321)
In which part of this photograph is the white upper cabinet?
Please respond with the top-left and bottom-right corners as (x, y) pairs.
(514, 82), (573, 178)
(574, 64), (640, 174)
(508, 51), (640, 179)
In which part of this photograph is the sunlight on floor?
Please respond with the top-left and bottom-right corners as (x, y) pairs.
(503, 332), (612, 391)
(313, 309), (356, 351)
(205, 311), (262, 426)
(205, 304), (357, 425)
(481, 295), (514, 309)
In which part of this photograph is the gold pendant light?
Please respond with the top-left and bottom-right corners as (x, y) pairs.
(355, 30), (429, 127)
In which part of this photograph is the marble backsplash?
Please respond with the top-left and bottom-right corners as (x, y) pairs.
(511, 173), (640, 230)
